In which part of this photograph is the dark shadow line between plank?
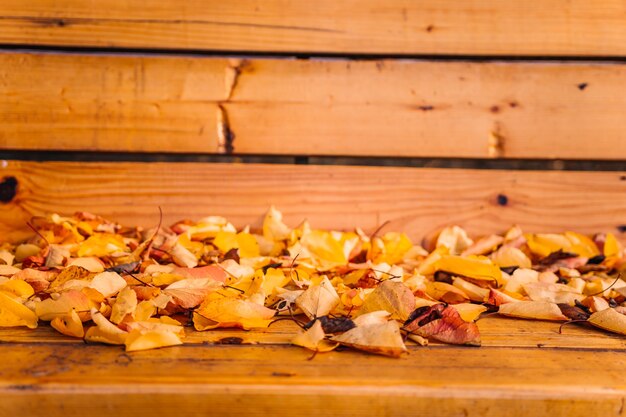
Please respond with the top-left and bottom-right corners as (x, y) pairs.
(0, 150), (625, 171)
(1, 44), (626, 63)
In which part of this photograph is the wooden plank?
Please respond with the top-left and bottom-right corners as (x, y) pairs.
(0, 341), (625, 417)
(3, 316), (626, 350)
(2, 52), (626, 159)
(0, 52), (223, 153)
(1, 161), (624, 244)
(1, 0), (626, 56)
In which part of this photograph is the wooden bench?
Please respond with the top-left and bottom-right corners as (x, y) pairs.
(0, 1), (625, 416)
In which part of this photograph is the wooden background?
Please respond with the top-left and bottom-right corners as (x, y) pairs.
(0, 1), (626, 415)
(0, 0), (624, 240)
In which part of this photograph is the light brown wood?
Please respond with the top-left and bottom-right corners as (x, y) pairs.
(1, 161), (624, 244)
(2, 52), (626, 159)
(3, 316), (626, 350)
(1, 320), (626, 417)
(0, 52), (222, 153)
(1, 0), (626, 56)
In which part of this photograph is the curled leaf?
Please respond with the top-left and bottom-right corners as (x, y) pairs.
(331, 320), (407, 358)
(292, 320), (338, 353)
(588, 308), (626, 336)
(295, 277), (340, 319)
(194, 297), (275, 330)
(404, 304), (481, 346)
(359, 280), (415, 321)
(0, 291), (38, 329)
(125, 329), (183, 352)
(498, 301), (568, 321)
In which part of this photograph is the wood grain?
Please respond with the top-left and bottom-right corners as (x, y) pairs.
(1, 161), (624, 244)
(2, 52), (626, 159)
(0, 335), (625, 416)
(1, 0), (626, 56)
(3, 316), (626, 350)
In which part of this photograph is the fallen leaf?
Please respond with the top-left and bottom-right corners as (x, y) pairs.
(194, 297), (275, 330)
(498, 301), (568, 321)
(170, 243), (198, 268)
(295, 277), (340, 319)
(331, 320), (407, 358)
(436, 226), (473, 255)
(0, 279), (35, 299)
(85, 308), (128, 345)
(462, 235), (504, 257)
(110, 286), (138, 324)
(425, 281), (470, 304)
(359, 280), (415, 321)
(451, 303), (488, 322)
(452, 278), (489, 302)
(491, 246), (532, 269)
(125, 329), (184, 352)
(88, 271), (127, 298)
(588, 308), (626, 336)
(292, 320), (338, 352)
(51, 309), (84, 337)
(263, 206), (291, 241)
(35, 290), (90, 321)
(434, 256), (502, 283)
(0, 291), (38, 329)
(404, 304), (481, 346)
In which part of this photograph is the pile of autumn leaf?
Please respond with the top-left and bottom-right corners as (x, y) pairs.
(0, 207), (625, 357)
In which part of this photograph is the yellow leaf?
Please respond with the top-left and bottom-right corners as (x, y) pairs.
(451, 303), (487, 322)
(170, 243), (198, 268)
(85, 308), (128, 345)
(291, 320), (338, 353)
(359, 280), (415, 321)
(300, 230), (347, 267)
(452, 278), (489, 303)
(214, 232), (260, 258)
(194, 298), (275, 330)
(76, 233), (128, 257)
(295, 277), (340, 319)
(604, 233), (623, 268)
(564, 231), (600, 258)
(88, 271), (127, 298)
(588, 308), (626, 336)
(125, 329), (183, 352)
(0, 291), (38, 329)
(263, 206), (291, 241)
(525, 233), (571, 258)
(110, 286), (138, 324)
(262, 268), (290, 296)
(51, 309), (84, 338)
(491, 247), (532, 269)
(0, 279), (34, 299)
(35, 290), (90, 321)
(368, 232), (413, 264)
(434, 255), (502, 283)
(425, 281), (470, 304)
(436, 226), (473, 255)
(331, 320), (406, 358)
(134, 300), (157, 321)
(498, 301), (567, 321)
(152, 273), (185, 287)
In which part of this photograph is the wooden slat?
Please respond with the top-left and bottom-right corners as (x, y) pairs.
(3, 316), (626, 350)
(1, 335), (626, 416)
(1, 0), (626, 56)
(2, 52), (626, 160)
(1, 161), (624, 244)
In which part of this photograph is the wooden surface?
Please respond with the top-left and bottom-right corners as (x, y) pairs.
(1, 0), (626, 56)
(2, 52), (626, 159)
(1, 317), (626, 417)
(1, 161), (625, 244)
